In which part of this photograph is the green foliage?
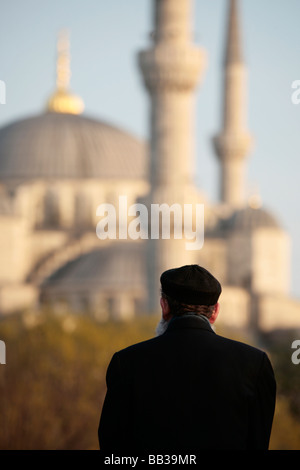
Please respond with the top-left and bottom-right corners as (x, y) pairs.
(269, 396), (300, 450)
(262, 332), (300, 450)
(265, 332), (300, 419)
(0, 310), (158, 449)
(0, 310), (299, 449)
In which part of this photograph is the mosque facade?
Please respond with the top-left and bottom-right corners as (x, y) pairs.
(0, 0), (299, 334)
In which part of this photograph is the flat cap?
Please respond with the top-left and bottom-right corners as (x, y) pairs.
(160, 264), (222, 306)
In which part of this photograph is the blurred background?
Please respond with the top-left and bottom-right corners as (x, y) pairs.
(0, 311), (300, 450)
(0, 0), (300, 450)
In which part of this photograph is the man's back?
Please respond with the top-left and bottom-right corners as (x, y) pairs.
(98, 315), (276, 451)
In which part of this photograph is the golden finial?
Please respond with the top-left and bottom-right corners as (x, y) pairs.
(47, 29), (84, 115)
(248, 187), (262, 210)
(56, 29), (71, 91)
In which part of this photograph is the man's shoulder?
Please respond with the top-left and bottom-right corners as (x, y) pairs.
(213, 332), (269, 364)
(116, 329), (266, 361)
(116, 335), (163, 358)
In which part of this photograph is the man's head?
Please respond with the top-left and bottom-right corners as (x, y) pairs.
(157, 265), (222, 335)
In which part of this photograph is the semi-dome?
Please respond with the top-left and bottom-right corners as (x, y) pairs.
(41, 243), (146, 292)
(40, 242), (147, 318)
(0, 112), (146, 180)
(222, 205), (281, 233)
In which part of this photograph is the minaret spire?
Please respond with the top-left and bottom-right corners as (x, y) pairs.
(138, 0), (206, 191)
(138, 0), (207, 312)
(225, 0), (243, 65)
(56, 29), (72, 92)
(47, 30), (84, 115)
(213, 0), (252, 208)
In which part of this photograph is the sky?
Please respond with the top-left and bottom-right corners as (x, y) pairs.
(0, 0), (300, 297)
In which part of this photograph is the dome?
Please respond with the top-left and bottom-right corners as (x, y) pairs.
(41, 243), (146, 292)
(0, 112), (147, 180)
(40, 243), (147, 318)
(222, 206), (281, 233)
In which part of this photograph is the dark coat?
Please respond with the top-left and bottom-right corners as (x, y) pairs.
(98, 315), (276, 451)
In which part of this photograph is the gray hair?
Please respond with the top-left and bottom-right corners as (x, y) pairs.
(161, 290), (216, 319)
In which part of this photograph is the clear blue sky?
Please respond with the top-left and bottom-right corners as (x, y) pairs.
(0, 0), (300, 297)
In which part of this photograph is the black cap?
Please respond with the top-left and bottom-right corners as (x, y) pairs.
(160, 264), (222, 306)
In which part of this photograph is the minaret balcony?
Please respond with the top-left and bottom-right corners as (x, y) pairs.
(138, 44), (206, 92)
(213, 132), (253, 161)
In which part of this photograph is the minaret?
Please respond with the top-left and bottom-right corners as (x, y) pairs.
(47, 30), (84, 115)
(138, 0), (206, 311)
(139, 0), (206, 195)
(213, 0), (252, 209)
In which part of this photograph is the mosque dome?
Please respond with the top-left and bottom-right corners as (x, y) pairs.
(222, 205), (281, 233)
(0, 112), (146, 180)
(41, 243), (146, 291)
(0, 29), (146, 182)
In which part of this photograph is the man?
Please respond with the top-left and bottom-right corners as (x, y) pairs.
(98, 265), (276, 451)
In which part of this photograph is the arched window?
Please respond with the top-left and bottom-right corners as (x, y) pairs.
(44, 188), (60, 227)
(74, 191), (92, 229)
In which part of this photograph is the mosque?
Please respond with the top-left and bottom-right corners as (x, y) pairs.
(0, 0), (299, 334)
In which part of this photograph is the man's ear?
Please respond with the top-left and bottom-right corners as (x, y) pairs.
(160, 297), (172, 321)
(209, 302), (220, 325)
